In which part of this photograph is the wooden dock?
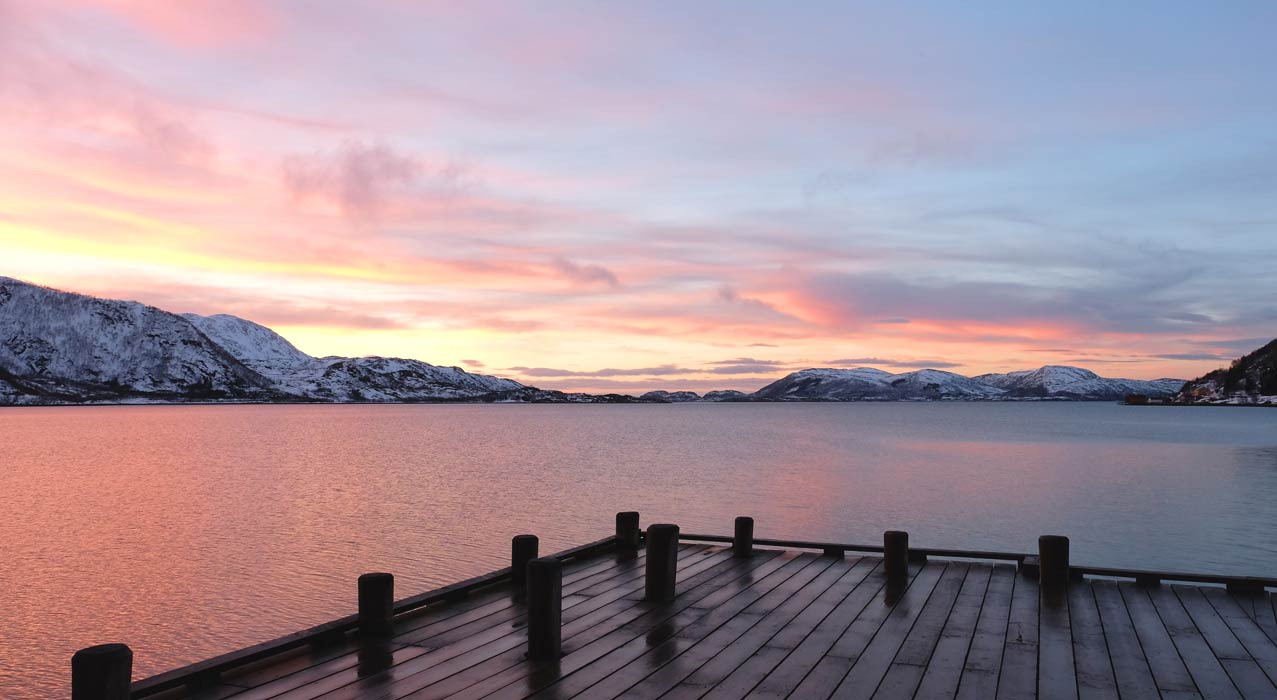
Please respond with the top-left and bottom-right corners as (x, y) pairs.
(71, 515), (1277, 700)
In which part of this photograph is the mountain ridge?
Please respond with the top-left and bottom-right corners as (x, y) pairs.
(1, 276), (1192, 404)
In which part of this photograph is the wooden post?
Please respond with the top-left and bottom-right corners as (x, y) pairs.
(884, 530), (909, 582)
(733, 516), (754, 557)
(1039, 535), (1070, 590)
(616, 511), (640, 550)
(512, 535), (539, 585)
(72, 643), (132, 700)
(526, 557), (562, 660)
(645, 523), (680, 601)
(358, 572), (394, 638)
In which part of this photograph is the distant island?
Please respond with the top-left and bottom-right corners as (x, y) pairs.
(1, 275), (1268, 406)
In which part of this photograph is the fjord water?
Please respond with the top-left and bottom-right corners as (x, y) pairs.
(2, 403), (1275, 697)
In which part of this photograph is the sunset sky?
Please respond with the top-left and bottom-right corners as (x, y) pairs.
(3, 1), (1276, 393)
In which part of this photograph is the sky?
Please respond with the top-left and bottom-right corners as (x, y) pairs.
(3, 1), (1276, 393)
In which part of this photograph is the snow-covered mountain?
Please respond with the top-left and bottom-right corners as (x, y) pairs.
(754, 367), (1004, 401)
(183, 313), (521, 401)
(973, 365), (1184, 401)
(0, 277), (523, 404)
(752, 365), (1183, 401)
(0, 278), (273, 403)
(639, 390), (701, 402)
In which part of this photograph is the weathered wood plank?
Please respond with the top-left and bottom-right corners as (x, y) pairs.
(825, 562), (948, 698)
(579, 555), (852, 700)
(1173, 584), (1272, 700)
(465, 553), (826, 700)
(912, 563), (993, 700)
(1037, 583), (1077, 700)
(870, 563), (969, 700)
(743, 561), (888, 699)
(778, 563), (936, 699)
(955, 564), (1016, 700)
(1239, 593), (1277, 644)
(1068, 583), (1117, 700)
(1201, 588), (1277, 686)
(1092, 580), (1159, 700)
(996, 571), (1040, 700)
(1146, 585), (1243, 700)
(1118, 582), (1200, 698)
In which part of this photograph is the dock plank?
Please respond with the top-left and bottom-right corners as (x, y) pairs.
(1068, 583), (1117, 700)
(1092, 580), (1159, 700)
(871, 562), (969, 700)
(825, 562), (948, 698)
(955, 564), (1016, 700)
(1174, 586), (1277, 698)
(911, 563), (993, 700)
(1037, 585), (1076, 700)
(579, 555), (855, 700)
(743, 560), (889, 699)
(468, 553), (828, 700)
(1146, 585), (1243, 700)
(997, 571), (1040, 700)
(1200, 588), (1277, 686)
(1118, 582), (1200, 699)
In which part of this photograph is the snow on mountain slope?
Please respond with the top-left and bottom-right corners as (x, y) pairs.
(0, 277), (273, 401)
(182, 313), (315, 376)
(0, 277), (523, 404)
(753, 367), (898, 400)
(885, 369), (1006, 399)
(974, 365), (1183, 399)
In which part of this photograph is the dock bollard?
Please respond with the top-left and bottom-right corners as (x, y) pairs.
(1039, 535), (1070, 589)
(645, 524), (680, 601)
(884, 531), (909, 582)
(616, 511), (641, 550)
(527, 557), (562, 660)
(358, 572), (395, 638)
(512, 535), (539, 585)
(72, 643), (132, 700)
(733, 516), (754, 557)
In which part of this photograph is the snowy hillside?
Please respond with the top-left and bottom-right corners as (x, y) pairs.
(1176, 339), (1277, 405)
(0, 277), (273, 402)
(973, 365), (1183, 400)
(0, 277), (523, 404)
(754, 367), (1003, 400)
(753, 364), (1183, 401)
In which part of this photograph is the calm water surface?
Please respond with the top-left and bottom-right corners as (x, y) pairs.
(2, 402), (1276, 697)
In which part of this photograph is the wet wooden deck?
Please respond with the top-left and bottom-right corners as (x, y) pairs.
(144, 542), (1277, 700)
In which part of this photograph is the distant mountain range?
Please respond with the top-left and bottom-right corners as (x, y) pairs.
(0, 276), (1195, 405)
(750, 366), (1183, 402)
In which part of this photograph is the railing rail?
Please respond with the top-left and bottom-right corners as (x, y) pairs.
(679, 532), (1277, 588)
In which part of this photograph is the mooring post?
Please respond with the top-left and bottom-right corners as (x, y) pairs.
(645, 523), (680, 601)
(526, 557), (562, 660)
(1039, 535), (1070, 590)
(72, 643), (132, 700)
(884, 530), (909, 582)
(733, 516), (754, 557)
(616, 511), (641, 550)
(358, 572), (394, 638)
(512, 535), (539, 585)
